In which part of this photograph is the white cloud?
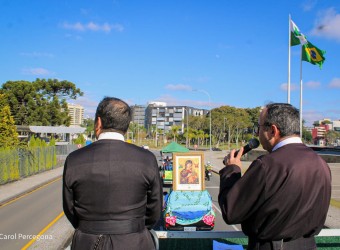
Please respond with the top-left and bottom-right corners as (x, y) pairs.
(310, 8), (340, 41)
(329, 78), (340, 88)
(280, 83), (298, 91)
(62, 21), (124, 33)
(65, 33), (82, 40)
(165, 84), (193, 91)
(20, 52), (54, 58)
(303, 109), (324, 126)
(21, 67), (52, 76)
(182, 76), (210, 83)
(301, 0), (318, 11)
(155, 94), (223, 109)
(70, 95), (100, 119)
(305, 81), (321, 89)
(325, 108), (340, 116)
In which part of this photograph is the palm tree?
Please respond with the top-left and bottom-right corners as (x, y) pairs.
(170, 125), (180, 142)
(197, 130), (205, 146)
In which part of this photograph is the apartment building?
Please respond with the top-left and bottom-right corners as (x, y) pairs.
(311, 119), (340, 145)
(144, 102), (207, 135)
(333, 120), (340, 132)
(131, 105), (146, 128)
(67, 103), (84, 126)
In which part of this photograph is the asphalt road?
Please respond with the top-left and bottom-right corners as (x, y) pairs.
(204, 172), (242, 231)
(0, 178), (63, 250)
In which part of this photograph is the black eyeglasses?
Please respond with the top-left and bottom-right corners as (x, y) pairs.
(254, 123), (270, 134)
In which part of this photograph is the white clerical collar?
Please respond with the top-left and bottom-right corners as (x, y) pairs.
(98, 132), (125, 141)
(272, 136), (302, 152)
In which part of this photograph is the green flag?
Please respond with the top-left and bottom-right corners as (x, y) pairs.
(290, 19), (307, 46)
(302, 41), (326, 69)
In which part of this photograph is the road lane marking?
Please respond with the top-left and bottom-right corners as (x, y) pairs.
(21, 211), (64, 250)
(0, 177), (62, 208)
(212, 202), (239, 231)
(212, 202), (222, 214)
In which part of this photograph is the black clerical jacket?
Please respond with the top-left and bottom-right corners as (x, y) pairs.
(63, 139), (162, 250)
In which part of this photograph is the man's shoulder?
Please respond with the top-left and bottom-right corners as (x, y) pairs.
(67, 140), (155, 160)
(259, 143), (324, 167)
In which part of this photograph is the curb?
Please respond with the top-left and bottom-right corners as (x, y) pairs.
(28, 214), (74, 250)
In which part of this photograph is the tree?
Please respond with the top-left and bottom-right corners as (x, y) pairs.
(302, 120), (312, 144)
(212, 106), (252, 148)
(0, 101), (19, 148)
(1, 79), (83, 126)
(302, 129), (313, 144)
(325, 130), (340, 146)
(35, 78), (83, 99)
(0, 93), (9, 107)
(83, 118), (95, 139)
(1, 80), (42, 125)
(170, 125), (180, 142)
(321, 120), (331, 125)
(73, 134), (86, 145)
(245, 107), (261, 126)
(196, 130), (205, 146)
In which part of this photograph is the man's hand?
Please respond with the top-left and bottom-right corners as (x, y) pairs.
(223, 147), (244, 167)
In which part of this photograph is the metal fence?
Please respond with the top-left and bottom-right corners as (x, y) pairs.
(0, 145), (78, 185)
(56, 144), (79, 155)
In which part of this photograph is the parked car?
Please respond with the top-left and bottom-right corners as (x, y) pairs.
(163, 190), (215, 231)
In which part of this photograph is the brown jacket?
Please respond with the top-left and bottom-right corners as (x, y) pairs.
(219, 143), (331, 241)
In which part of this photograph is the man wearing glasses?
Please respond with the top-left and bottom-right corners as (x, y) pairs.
(218, 103), (331, 250)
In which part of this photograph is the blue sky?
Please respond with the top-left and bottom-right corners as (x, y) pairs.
(1, 0), (340, 126)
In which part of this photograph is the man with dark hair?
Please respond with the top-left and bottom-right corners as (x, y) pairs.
(219, 103), (331, 250)
(63, 97), (162, 250)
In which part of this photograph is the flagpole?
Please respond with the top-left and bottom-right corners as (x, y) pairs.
(288, 14), (291, 104)
(299, 46), (303, 138)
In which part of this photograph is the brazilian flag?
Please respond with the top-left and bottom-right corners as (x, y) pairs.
(302, 41), (326, 69)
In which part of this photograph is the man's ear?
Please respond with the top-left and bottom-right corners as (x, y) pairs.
(271, 124), (280, 137)
(95, 117), (102, 136)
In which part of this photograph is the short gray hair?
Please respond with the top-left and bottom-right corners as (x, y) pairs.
(264, 103), (300, 137)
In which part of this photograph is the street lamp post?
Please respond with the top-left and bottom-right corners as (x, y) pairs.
(163, 107), (167, 145)
(137, 110), (140, 145)
(183, 107), (189, 148)
(194, 89), (212, 151)
(155, 107), (159, 147)
(224, 117), (227, 146)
